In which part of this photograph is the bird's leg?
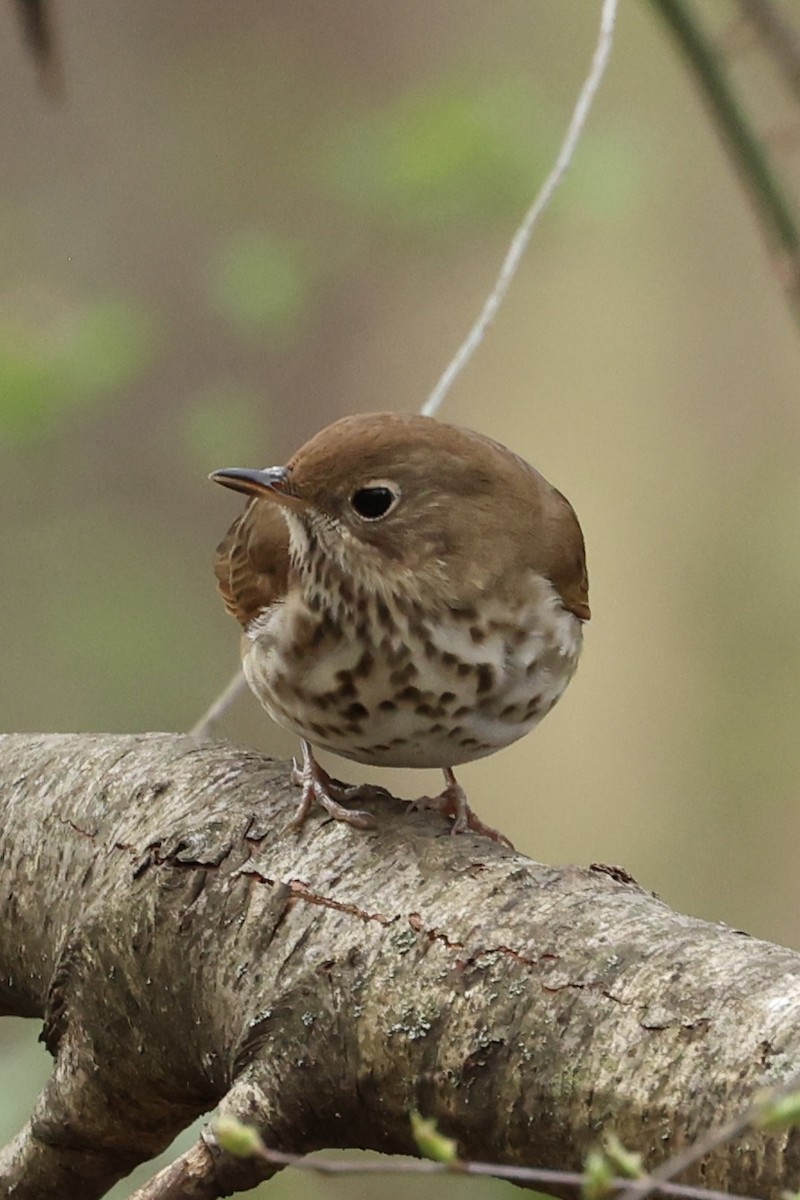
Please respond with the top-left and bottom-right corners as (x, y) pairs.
(286, 741), (376, 832)
(412, 767), (515, 848)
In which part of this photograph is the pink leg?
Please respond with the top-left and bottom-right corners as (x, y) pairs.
(413, 768), (515, 848)
(286, 741), (378, 832)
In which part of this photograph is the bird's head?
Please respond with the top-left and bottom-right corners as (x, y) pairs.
(211, 411), (587, 614)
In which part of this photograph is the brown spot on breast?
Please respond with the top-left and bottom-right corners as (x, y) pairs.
(353, 650), (374, 678)
(439, 691), (457, 705)
(441, 651), (457, 668)
(344, 701), (369, 721)
(310, 624), (328, 650)
(378, 699), (398, 713)
(415, 702), (437, 718)
(338, 580), (353, 606)
(453, 705), (472, 718)
(476, 664), (494, 694)
(335, 671), (357, 700)
(398, 685), (422, 702)
(381, 638), (408, 666)
(449, 603), (477, 622)
(390, 661), (418, 686)
(469, 625), (486, 644)
(456, 662), (472, 678)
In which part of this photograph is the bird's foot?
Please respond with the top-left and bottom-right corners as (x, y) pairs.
(286, 741), (378, 832)
(412, 768), (515, 848)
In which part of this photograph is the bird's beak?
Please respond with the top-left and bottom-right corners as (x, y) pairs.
(209, 465), (306, 511)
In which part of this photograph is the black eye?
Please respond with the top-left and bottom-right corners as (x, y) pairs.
(350, 485), (398, 521)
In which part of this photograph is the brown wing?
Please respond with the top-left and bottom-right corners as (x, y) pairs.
(462, 429), (590, 623)
(544, 487), (590, 622)
(213, 498), (290, 628)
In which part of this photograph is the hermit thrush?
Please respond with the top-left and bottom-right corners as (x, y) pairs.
(211, 412), (589, 842)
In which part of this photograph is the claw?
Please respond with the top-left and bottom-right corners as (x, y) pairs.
(285, 741), (376, 833)
(412, 767), (515, 848)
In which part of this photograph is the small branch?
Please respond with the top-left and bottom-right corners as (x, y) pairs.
(194, 1136), (772, 1200)
(651, 0), (800, 315)
(421, 0), (619, 417)
(615, 1069), (800, 1200)
(189, 668), (249, 739)
(130, 1140), (261, 1200)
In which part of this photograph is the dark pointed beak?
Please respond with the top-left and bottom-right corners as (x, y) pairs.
(209, 465), (305, 510)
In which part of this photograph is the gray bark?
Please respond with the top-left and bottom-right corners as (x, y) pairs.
(0, 732), (799, 1199)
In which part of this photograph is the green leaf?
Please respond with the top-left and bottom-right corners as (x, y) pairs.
(758, 1090), (800, 1132)
(409, 1110), (459, 1163)
(582, 1148), (614, 1200)
(214, 1115), (264, 1159)
(602, 1133), (643, 1180)
(0, 294), (158, 446)
(320, 79), (547, 231)
(208, 229), (312, 339)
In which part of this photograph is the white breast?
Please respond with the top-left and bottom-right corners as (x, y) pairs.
(242, 574), (583, 770)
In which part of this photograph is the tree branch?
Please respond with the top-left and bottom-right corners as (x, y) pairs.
(1, 733), (800, 1198)
(651, 0), (800, 317)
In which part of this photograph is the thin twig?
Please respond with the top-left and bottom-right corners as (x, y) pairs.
(190, 669), (249, 739)
(421, 0), (619, 417)
(651, 0), (800, 313)
(614, 1071), (800, 1200)
(192, 0), (619, 737)
(228, 1142), (766, 1200)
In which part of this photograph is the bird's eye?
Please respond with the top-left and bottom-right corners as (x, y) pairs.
(350, 482), (399, 521)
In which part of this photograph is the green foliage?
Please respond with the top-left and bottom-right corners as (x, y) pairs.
(601, 1133), (643, 1180)
(409, 1110), (459, 1163)
(207, 230), (313, 340)
(320, 80), (547, 231)
(582, 1134), (644, 1200)
(214, 1115), (264, 1159)
(582, 1149), (614, 1200)
(0, 295), (158, 446)
(757, 1089), (800, 1132)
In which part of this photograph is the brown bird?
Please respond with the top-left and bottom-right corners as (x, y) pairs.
(211, 412), (589, 841)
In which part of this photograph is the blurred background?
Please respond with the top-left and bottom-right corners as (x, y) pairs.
(1, 1), (800, 1196)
